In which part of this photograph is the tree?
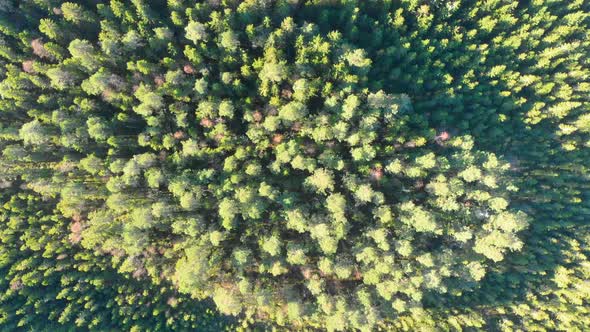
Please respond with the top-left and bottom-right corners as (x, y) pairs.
(61, 2), (95, 24)
(259, 61), (288, 83)
(279, 101), (308, 122)
(305, 169), (335, 194)
(68, 39), (101, 71)
(46, 66), (81, 90)
(220, 30), (240, 51)
(19, 120), (54, 146)
(185, 21), (208, 44)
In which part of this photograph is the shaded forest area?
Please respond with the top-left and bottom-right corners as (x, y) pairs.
(0, 0), (589, 330)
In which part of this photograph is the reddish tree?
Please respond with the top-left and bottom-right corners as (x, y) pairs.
(173, 131), (186, 139)
(200, 118), (214, 128)
(435, 131), (450, 143)
(31, 38), (50, 58)
(154, 75), (165, 86)
(69, 220), (83, 244)
(272, 134), (284, 144)
(252, 111), (263, 122)
(183, 64), (195, 74)
(22, 60), (35, 73)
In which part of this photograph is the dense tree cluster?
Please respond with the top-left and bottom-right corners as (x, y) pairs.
(0, 0), (589, 330)
(0, 189), (232, 331)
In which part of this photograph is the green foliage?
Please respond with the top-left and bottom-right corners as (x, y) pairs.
(1, 0), (590, 331)
(0, 191), (232, 331)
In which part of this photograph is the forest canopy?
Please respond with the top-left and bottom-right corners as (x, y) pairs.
(0, 0), (589, 331)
